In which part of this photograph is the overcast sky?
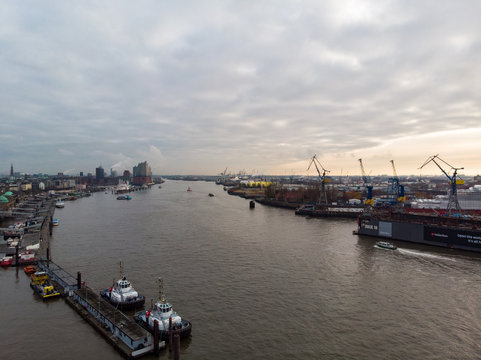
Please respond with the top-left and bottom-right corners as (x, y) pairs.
(1, 0), (480, 176)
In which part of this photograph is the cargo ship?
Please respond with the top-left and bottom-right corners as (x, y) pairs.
(355, 208), (481, 252)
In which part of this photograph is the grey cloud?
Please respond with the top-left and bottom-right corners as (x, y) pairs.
(1, 0), (481, 174)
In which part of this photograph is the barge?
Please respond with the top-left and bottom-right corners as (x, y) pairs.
(296, 204), (364, 218)
(355, 208), (481, 252)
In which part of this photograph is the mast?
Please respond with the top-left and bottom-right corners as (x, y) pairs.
(158, 277), (166, 304)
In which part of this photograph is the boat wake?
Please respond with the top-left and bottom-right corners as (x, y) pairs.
(397, 248), (457, 262)
(374, 245), (396, 250)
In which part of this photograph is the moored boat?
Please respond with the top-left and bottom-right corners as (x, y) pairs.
(52, 219), (59, 226)
(375, 241), (397, 250)
(1, 256), (13, 267)
(134, 278), (192, 340)
(18, 252), (36, 265)
(24, 265), (36, 274)
(55, 199), (65, 208)
(100, 262), (145, 310)
(30, 271), (61, 299)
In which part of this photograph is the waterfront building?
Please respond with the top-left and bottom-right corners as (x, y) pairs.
(132, 161), (152, 185)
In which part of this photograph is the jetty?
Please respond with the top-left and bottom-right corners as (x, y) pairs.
(1, 195), (166, 359)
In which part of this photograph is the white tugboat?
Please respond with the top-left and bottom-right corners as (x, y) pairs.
(100, 261), (145, 310)
(134, 278), (192, 340)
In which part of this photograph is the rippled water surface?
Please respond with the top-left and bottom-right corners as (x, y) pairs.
(2, 180), (481, 359)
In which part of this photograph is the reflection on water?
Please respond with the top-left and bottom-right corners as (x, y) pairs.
(2, 180), (481, 360)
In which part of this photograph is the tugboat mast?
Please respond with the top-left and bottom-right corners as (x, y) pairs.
(158, 277), (166, 304)
(120, 260), (124, 278)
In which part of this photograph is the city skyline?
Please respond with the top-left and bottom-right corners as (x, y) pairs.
(1, 1), (480, 176)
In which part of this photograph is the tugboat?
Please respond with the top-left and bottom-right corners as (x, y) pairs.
(100, 261), (145, 310)
(30, 271), (61, 299)
(134, 278), (192, 340)
(375, 241), (397, 250)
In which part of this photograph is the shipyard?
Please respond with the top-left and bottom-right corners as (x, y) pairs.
(2, 156), (481, 359)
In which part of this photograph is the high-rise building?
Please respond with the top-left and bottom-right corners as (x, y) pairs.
(132, 161), (152, 185)
(10, 163), (13, 178)
(96, 166), (105, 184)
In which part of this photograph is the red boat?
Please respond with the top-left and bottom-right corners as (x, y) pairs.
(24, 265), (36, 274)
(1, 256), (13, 267)
(18, 252), (36, 264)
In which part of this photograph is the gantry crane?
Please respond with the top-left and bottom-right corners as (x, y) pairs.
(358, 159), (373, 205)
(307, 155), (330, 205)
(419, 154), (464, 214)
(389, 160), (405, 203)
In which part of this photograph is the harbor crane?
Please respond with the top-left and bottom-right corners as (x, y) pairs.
(358, 159), (373, 205)
(307, 155), (330, 205)
(389, 160), (405, 203)
(419, 154), (464, 214)
(216, 167), (228, 185)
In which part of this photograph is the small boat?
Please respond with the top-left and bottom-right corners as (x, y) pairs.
(30, 272), (61, 299)
(117, 195), (132, 200)
(55, 199), (65, 208)
(52, 219), (59, 226)
(375, 241), (397, 250)
(187, 187), (192, 192)
(1, 256), (13, 267)
(24, 265), (36, 274)
(134, 278), (192, 340)
(208, 193), (214, 197)
(100, 261), (145, 310)
(26, 243), (40, 251)
(18, 252), (36, 265)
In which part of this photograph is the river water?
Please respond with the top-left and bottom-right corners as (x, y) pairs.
(2, 180), (481, 359)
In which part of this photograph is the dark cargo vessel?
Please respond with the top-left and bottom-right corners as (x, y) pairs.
(355, 208), (481, 252)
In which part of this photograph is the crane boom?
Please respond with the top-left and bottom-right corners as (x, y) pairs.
(419, 155), (464, 214)
(307, 155), (330, 205)
(390, 160), (398, 179)
(358, 158), (373, 205)
(358, 158), (369, 184)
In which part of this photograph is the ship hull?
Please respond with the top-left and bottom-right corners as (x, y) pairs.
(100, 289), (145, 310)
(356, 216), (481, 252)
(134, 314), (192, 340)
